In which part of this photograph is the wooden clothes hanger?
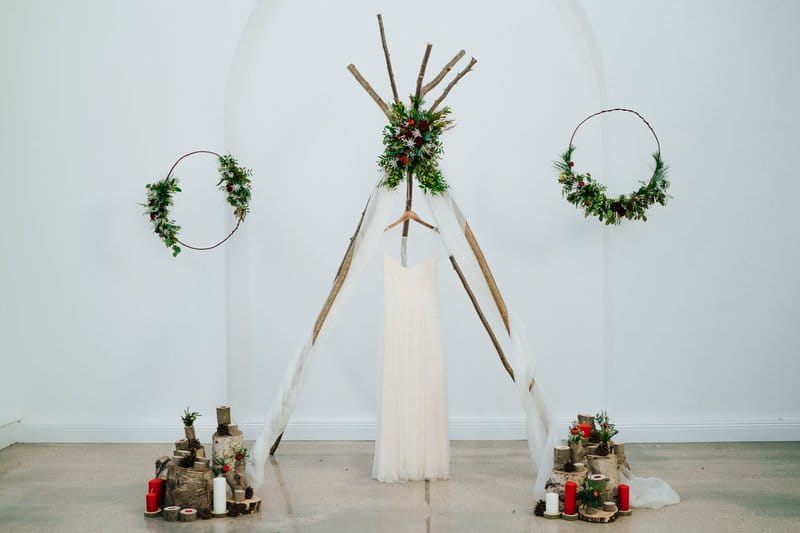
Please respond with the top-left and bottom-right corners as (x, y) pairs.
(384, 209), (436, 232)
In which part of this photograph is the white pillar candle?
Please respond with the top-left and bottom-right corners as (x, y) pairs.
(545, 492), (559, 515)
(213, 476), (227, 514)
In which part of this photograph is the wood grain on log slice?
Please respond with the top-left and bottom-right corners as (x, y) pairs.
(578, 504), (618, 523)
(216, 406), (231, 425)
(184, 425), (197, 442)
(226, 496), (261, 514)
(179, 508), (198, 522)
(163, 506), (180, 522)
(194, 446), (206, 459)
(175, 439), (189, 451)
(553, 446), (571, 470)
(164, 465), (214, 510)
(544, 466), (588, 499)
(234, 489), (246, 502)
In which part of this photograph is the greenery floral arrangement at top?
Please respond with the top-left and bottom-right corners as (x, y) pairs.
(181, 407), (201, 427)
(143, 152), (252, 257)
(557, 146), (669, 225)
(594, 410), (619, 456)
(378, 97), (453, 195)
(578, 475), (607, 509)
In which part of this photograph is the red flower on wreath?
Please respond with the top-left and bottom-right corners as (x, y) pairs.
(418, 120), (430, 133)
(570, 427), (579, 434)
(569, 161), (575, 167)
(578, 181), (585, 188)
(398, 154), (408, 166)
(222, 465), (230, 473)
(407, 119), (415, 126)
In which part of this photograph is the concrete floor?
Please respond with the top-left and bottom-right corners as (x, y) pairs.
(0, 441), (798, 533)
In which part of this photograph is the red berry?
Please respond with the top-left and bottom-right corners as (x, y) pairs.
(407, 119), (415, 126)
(398, 155), (408, 165)
(569, 161), (575, 167)
(222, 465), (230, 473)
(579, 181), (585, 187)
(150, 212), (156, 220)
(226, 183), (234, 192)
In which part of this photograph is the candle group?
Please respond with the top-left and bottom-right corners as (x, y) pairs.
(618, 483), (630, 511)
(563, 481), (577, 515)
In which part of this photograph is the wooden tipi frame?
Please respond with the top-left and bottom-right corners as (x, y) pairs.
(269, 14), (523, 456)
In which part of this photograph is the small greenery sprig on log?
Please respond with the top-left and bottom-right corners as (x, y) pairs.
(378, 98), (453, 194)
(556, 146), (670, 225)
(143, 153), (252, 257)
(594, 410), (619, 456)
(181, 407), (201, 427)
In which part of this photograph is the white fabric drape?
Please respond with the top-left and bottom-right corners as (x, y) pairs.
(252, 183), (678, 507)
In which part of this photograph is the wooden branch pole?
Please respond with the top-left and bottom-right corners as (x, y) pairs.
(430, 57), (477, 112)
(347, 64), (392, 119)
(463, 223), (510, 333)
(377, 14), (399, 104)
(415, 43), (433, 101)
(421, 50), (465, 97)
(449, 255), (515, 381)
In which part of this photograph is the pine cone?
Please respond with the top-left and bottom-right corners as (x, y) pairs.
(198, 508), (212, 520)
(245, 486), (254, 499)
(564, 462), (576, 473)
(533, 499), (546, 517)
(597, 442), (609, 456)
(217, 424), (230, 436)
(188, 438), (202, 450)
(227, 503), (240, 517)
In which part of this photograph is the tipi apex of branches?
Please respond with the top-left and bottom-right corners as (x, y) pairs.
(347, 14), (477, 119)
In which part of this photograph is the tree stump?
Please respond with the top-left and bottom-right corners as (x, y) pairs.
(587, 453), (619, 498)
(544, 465), (588, 499)
(553, 446), (571, 471)
(164, 465), (214, 510)
(569, 441), (586, 464)
(184, 425), (197, 442)
(227, 496), (261, 515)
(613, 442), (629, 469)
(216, 406), (231, 425)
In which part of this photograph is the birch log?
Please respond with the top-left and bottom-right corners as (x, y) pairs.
(553, 446), (571, 471)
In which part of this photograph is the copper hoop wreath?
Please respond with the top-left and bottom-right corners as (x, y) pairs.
(165, 150), (242, 251)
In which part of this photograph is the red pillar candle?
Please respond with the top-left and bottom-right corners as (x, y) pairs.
(564, 481), (577, 515)
(145, 491), (158, 512)
(618, 483), (630, 511)
(579, 422), (592, 439)
(148, 478), (164, 506)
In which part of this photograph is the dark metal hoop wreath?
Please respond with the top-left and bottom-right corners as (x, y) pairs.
(556, 108), (670, 225)
(569, 108), (661, 153)
(166, 150), (242, 251)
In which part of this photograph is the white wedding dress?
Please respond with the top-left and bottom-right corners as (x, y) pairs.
(372, 254), (450, 482)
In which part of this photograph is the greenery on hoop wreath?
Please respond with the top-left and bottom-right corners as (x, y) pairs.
(556, 108), (670, 225)
(143, 151), (252, 256)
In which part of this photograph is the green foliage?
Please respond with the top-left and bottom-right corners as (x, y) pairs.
(142, 153), (252, 257)
(556, 146), (670, 225)
(233, 447), (250, 467)
(594, 410), (619, 444)
(143, 177), (182, 256)
(378, 99), (453, 195)
(217, 154), (253, 220)
(181, 406), (201, 426)
(578, 476), (607, 509)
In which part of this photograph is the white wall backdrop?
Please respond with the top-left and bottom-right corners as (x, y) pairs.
(2, 0), (798, 445)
